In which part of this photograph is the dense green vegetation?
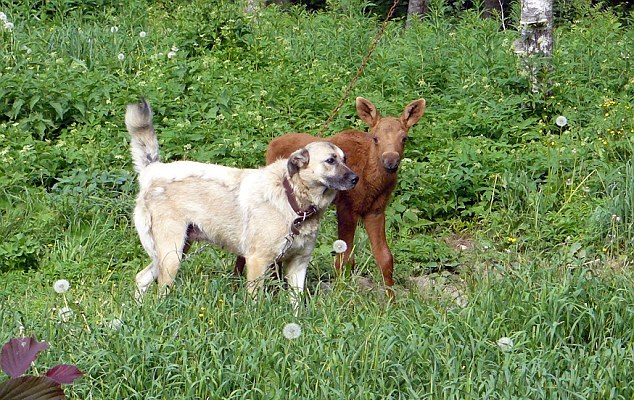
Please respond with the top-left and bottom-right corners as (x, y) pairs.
(1, 0), (633, 398)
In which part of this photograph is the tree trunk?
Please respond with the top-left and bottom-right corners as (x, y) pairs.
(406, 0), (428, 28)
(514, 0), (554, 94)
(244, 0), (264, 14)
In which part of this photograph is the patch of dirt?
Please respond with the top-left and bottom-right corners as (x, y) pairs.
(443, 233), (479, 252)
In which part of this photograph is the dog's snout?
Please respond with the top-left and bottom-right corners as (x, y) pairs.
(328, 166), (358, 191)
(382, 151), (401, 172)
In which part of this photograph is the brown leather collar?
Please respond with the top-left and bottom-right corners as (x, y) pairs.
(283, 178), (318, 234)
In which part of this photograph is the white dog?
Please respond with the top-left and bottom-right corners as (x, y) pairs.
(126, 99), (358, 309)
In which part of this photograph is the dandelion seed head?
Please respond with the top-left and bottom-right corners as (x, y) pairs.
(282, 323), (302, 340)
(4, 21), (14, 31)
(332, 240), (347, 254)
(53, 279), (70, 294)
(0, 12), (7, 22)
(497, 336), (514, 351)
(110, 26), (118, 33)
(118, 53), (125, 61)
(139, 31), (147, 38)
(555, 116), (567, 127)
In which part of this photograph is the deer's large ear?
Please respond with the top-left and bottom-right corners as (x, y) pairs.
(287, 148), (310, 177)
(401, 99), (426, 128)
(356, 97), (380, 128)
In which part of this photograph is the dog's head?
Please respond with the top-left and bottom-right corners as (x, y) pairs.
(356, 97), (426, 173)
(287, 142), (358, 191)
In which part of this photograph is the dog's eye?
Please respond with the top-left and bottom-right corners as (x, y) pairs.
(325, 157), (335, 165)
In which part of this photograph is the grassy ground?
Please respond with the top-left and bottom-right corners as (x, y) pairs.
(1, 0), (633, 398)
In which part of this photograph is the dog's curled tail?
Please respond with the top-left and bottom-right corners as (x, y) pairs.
(126, 99), (160, 173)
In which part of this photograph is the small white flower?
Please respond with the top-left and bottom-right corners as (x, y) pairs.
(332, 240), (347, 254)
(110, 26), (118, 33)
(282, 323), (302, 340)
(555, 116), (567, 127)
(21, 45), (32, 54)
(167, 51), (177, 59)
(171, 45), (179, 52)
(0, 12), (6, 22)
(53, 279), (70, 294)
(497, 337), (514, 351)
(108, 318), (124, 331)
(59, 307), (73, 322)
(118, 53), (125, 61)
(4, 21), (14, 31)
(139, 31), (146, 38)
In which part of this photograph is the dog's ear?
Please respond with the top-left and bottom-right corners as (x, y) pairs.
(356, 97), (380, 128)
(287, 148), (310, 177)
(400, 99), (426, 128)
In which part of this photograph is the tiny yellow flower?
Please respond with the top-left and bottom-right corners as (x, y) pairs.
(208, 319), (214, 327)
(198, 313), (204, 318)
(507, 237), (517, 244)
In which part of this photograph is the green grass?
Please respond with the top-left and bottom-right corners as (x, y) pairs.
(3, 252), (634, 398)
(1, 0), (634, 397)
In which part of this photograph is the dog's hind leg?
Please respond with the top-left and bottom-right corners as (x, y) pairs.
(153, 221), (188, 294)
(135, 262), (158, 301)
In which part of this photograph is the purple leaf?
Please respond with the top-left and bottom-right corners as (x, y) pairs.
(0, 337), (49, 379)
(0, 375), (65, 400)
(45, 365), (83, 384)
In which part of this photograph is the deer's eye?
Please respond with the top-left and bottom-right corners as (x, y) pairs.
(372, 136), (379, 145)
(402, 136), (408, 144)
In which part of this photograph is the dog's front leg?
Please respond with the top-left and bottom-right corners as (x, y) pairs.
(245, 256), (269, 298)
(284, 256), (309, 315)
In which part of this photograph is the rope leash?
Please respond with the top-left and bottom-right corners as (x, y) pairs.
(317, 0), (400, 137)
